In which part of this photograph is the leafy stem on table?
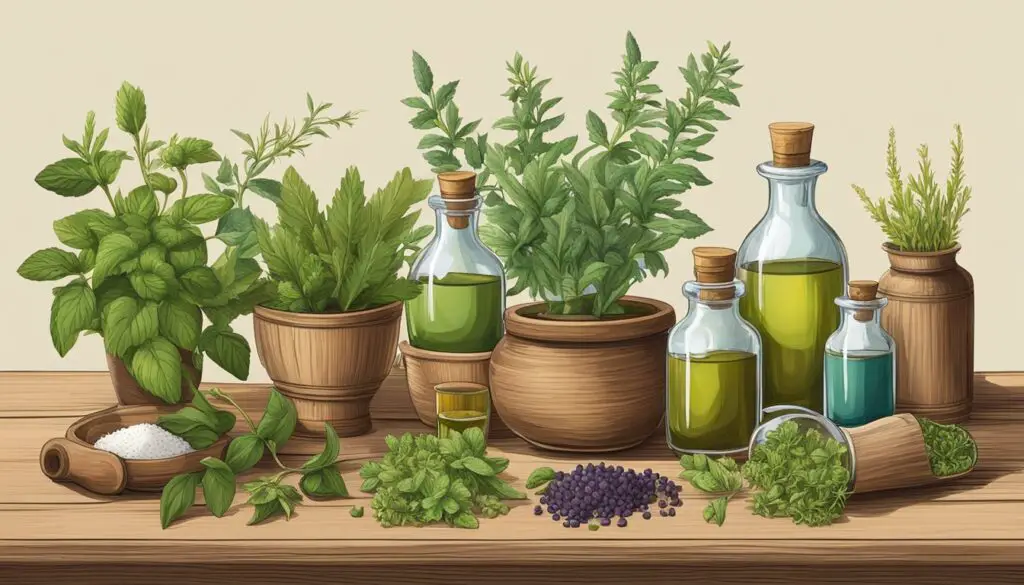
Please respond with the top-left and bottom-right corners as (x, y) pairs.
(679, 454), (743, 527)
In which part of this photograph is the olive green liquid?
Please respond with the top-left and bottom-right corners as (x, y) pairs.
(437, 409), (488, 439)
(667, 351), (759, 454)
(406, 272), (503, 353)
(738, 259), (843, 413)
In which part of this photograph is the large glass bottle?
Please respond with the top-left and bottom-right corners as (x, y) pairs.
(406, 171), (505, 353)
(824, 280), (896, 427)
(667, 247), (762, 455)
(737, 122), (848, 414)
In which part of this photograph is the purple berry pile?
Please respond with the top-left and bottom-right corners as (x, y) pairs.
(526, 463), (682, 529)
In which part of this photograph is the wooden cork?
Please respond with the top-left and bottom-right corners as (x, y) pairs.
(438, 171), (476, 229)
(692, 247), (736, 302)
(849, 280), (878, 322)
(769, 122), (814, 167)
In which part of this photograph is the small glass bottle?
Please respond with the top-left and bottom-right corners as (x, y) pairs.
(737, 122), (849, 414)
(824, 280), (896, 427)
(406, 171), (505, 353)
(666, 247), (762, 456)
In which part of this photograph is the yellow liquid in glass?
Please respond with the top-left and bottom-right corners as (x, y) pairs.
(667, 351), (759, 454)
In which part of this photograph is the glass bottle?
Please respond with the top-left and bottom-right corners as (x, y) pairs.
(824, 280), (896, 427)
(406, 171), (505, 353)
(737, 122), (848, 414)
(666, 247), (762, 456)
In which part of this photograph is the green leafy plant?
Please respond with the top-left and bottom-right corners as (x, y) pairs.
(742, 420), (851, 527)
(853, 124), (971, 252)
(358, 428), (526, 528)
(160, 387), (350, 528)
(206, 96), (357, 258)
(157, 389), (237, 449)
(678, 454), (743, 527)
(919, 417), (978, 477)
(254, 166), (433, 313)
(404, 33), (741, 317)
(18, 83), (277, 402)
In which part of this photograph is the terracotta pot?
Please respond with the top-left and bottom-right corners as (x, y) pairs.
(489, 296), (676, 452)
(106, 349), (199, 406)
(878, 243), (974, 423)
(253, 302), (402, 438)
(398, 341), (514, 439)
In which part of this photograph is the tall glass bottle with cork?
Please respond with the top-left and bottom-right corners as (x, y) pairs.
(406, 171), (505, 353)
(737, 122), (848, 414)
(824, 280), (896, 427)
(666, 247), (762, 455)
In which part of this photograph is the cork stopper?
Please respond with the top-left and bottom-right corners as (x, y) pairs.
(437, 171), (477, 229)
(769, 122), (814, 167)
(849, 280), (878, 322)
(692, 247), (736, 303)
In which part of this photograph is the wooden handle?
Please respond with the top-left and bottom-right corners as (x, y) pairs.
(40, 438), (127, 496)
(845, 413), (937, 494)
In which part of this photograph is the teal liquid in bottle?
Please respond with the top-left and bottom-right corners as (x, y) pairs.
(824, 351), (895, 427)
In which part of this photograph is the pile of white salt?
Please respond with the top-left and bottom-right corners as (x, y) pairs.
(92, 423), (195, 460)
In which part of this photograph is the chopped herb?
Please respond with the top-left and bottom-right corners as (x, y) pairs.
(919, 417), (978, 477)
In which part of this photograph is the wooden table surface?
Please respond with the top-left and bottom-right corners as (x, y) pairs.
(1, 368), (1023, 584)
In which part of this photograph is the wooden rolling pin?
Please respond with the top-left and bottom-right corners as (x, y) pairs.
(39, 438), (127, 496)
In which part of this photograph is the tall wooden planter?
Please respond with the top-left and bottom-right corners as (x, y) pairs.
(878, 243), (974, 423)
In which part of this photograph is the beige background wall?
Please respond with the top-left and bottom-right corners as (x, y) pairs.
(1, 0), (1020, 381)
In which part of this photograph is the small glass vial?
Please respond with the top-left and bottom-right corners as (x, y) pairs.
(824, 280), (896, 427)
(666, 247), (763, 455)
(406, 171), (505, 353)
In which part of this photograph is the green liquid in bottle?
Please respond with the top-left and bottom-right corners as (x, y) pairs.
(406, 272), (503, 353)
(738, 259), (844, 413)
(437, 409), (489, 438)
(667, 350), (759, 454)
(825, 350), (895, 427)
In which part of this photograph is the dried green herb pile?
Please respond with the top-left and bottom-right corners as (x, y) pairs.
(919, 417), (978, 477)
(359, 428), (526, 528)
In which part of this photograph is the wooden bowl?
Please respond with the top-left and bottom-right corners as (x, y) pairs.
(40, 405), (229, 495)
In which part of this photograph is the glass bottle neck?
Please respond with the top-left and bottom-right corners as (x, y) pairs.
(432, 194), (484, 247)
(757, 161), (827, 221)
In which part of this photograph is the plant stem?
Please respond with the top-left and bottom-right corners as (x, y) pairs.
(99, 185), (116, 209)
(176, 168), (189, 199)
(270, 450), (303, 474)
(209, 389), (258, 433)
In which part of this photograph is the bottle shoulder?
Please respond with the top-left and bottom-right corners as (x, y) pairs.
(668, 310), (761, 355)
(409, 237), (505, 279)
(737, 212), (848, 266)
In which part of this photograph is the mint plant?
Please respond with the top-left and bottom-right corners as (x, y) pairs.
(18, 83), (277, 402)
(404, 34), (742, 317)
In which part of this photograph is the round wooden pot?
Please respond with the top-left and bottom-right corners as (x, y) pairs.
(253, 302), (402, 438)
(878, 244), (974, 423)
(398, 341), (514, 438)
(106, 349), (200, 406)
(489, 296), (676, 452)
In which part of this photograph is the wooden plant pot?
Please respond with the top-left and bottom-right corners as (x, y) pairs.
(106, 349), (200, 406)
(398, 341), (513, 439)
(878, 244), (974, 423)
(253, 302), (402, 438)
(489, 296), (676, 452)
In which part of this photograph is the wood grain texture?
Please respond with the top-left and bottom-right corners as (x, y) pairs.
(846, 413), (940, 493)
(105, 348), (199, 406)
(880, 244), (974, 423)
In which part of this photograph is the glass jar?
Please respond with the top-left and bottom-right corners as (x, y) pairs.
(737, 122), (848, 414)
(824, 280), (896, 427)
(406, 171), (505, 353)
(666, 247), (762, 456)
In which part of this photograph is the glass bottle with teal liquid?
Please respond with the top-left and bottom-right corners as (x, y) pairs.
(406, 171), (505, 353)
(667, 247), (762, 455)
(737, 122), (848, 414)
(824, 280), (896, 427)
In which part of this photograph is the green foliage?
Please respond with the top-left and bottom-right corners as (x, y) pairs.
(853, 125), (972, 252)
(159, 388), (349, 528)
(256, 166), (433, 313)
(19, 83), (276, 402)
(679, 454), (742, 526)
(358, 428), (526, 528)
(919, 417), (978, 477)
(206, 95), (358, 257)
(404, 34), (741, 317)
(742, 420), (851, 527)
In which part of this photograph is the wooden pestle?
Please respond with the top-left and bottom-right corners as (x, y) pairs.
(437, 171), (476, 230)
(692, 246), (736, 304)
(769, 122), (814, 167)
(39, 437), (127, 496)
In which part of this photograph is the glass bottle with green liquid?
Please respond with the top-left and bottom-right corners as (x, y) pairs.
(406, 171), (505, 353)
(824, 280), (896, 427)
(737, 122), (848, 414)
(666, 247), (762, 455)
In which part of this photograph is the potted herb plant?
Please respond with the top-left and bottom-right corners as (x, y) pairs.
(17, 83), (294, 405)
(252, 166), (433, 437)
(405, 34), (742, 451)
(853, 125), (974, 423)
